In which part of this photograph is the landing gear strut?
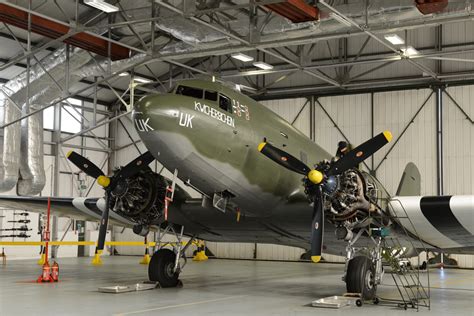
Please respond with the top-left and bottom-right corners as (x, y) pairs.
(148, 224), (195, 288)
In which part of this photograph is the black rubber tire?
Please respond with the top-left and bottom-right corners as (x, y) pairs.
(346, 256), (376, 300)
(148, 249), (180, 288)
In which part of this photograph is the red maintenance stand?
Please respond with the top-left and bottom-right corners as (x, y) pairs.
(37, 197), (58, 283)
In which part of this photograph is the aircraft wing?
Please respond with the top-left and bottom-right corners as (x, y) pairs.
(0, 195), (135, 228)
(389, 195), (474, 254)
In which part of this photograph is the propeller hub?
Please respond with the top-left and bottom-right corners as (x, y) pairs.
(97, 175), (111, 188)
(308, 170), (324, 184)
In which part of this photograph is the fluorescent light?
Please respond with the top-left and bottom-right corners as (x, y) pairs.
(231, 53), (254, 62)
(384, 34), (405, 45)
(401, 46), (419, 57)
(118, 72), (129, 77)
(253, 61), (273, 70)
(84, 0), (119, 13)
(330, 13), (352, 27)
(134, 77), (152, 83)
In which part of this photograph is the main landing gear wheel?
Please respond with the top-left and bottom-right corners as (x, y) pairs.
(148, 249), (180, 288)
(346, 256), (376, 300)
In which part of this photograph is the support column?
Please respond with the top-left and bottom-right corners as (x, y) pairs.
(108, 109), (119, 256)
(310, 96), (315, 142)
(370, 92), (375, 176)
(51, 102), (61, 258)
(435, 87), (444, 195)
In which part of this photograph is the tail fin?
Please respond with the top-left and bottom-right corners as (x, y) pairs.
(396, 162), (421, 196)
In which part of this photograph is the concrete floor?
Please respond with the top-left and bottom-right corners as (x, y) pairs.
(0, 256), (473, 316)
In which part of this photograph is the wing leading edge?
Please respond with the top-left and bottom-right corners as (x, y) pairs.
(0, 196), (134, 227)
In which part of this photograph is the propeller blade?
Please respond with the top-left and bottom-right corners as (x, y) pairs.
(115, 151), (155, 180)
(66, 151), (104, 179)
(96, 192), (111, 253)
(310, 190), (324, 263)
(258, 142), (310, 175)
(328, 131), (392, 176)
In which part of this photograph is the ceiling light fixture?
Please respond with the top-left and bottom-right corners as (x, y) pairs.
(384, 34), (405, 45)
(134, 77), (152, 83)
(401, 46), (419, 57)
(84, 0), (119, 13)
(118, 72), (129, 77)
(253, 61), (274, 70)
(231, 53), (254, 62)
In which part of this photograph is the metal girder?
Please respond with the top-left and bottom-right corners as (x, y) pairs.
(319, 1), (439, 80)
(154, 0), (340, 87)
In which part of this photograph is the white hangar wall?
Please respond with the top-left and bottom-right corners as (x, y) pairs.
(114, 86), (473, 267)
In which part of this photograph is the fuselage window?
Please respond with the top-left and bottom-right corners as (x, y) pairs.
(205, 90), (218, 102)
(176, 85), (203, 99)
(219, 94), (232, 113)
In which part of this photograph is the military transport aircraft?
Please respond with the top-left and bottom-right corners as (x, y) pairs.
(0, 79), (472, 300)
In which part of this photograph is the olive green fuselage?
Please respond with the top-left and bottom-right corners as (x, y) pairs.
(133, 80), (331, 218)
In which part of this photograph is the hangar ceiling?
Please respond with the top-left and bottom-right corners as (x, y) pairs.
(0, 0), (474, 109)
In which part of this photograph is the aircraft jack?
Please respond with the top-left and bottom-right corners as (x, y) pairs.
(37, 252), (46, 265)
(91, 251), (103, 266)
(193, 241), (208, 261)
(139, 248), (151, 265)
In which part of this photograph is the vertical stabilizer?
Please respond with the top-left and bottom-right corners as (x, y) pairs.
(396, 162), (421, 196)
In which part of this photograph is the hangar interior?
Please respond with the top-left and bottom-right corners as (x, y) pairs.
(0, 0), (473, 315)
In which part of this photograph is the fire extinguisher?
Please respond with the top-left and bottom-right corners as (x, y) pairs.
(37, 262), (53, 283)
(51, 261), (59, 282)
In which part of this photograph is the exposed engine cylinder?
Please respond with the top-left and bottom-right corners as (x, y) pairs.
(108, 168), (167, 224)
(325, 169), (371, 222)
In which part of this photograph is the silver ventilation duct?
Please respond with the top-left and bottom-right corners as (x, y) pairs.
(0, 97), (21, 192)
(17, 104), (45, 196)
(0, 47), (92, 195)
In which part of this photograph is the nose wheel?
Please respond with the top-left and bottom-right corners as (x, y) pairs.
(148, 224), (196, 288)
(346, 256), (377, 300)
(148, 248), (180, 287)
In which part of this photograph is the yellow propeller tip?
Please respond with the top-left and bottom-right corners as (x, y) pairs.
(311, 256), (321, 263)
(66, 150), (73, 158)
(308, 170), (324, 184)
(97, 175), (111, 188)
(96, 250), (103, 255)
(383, 130), (393, 142)
(257, 142), (267, 152)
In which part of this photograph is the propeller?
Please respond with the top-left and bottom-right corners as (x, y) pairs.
(66, 150), (155, 255)
(258, 131), (392, 263)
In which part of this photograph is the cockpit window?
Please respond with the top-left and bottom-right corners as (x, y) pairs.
(176, 85), (203, 98)
(219, 94), (232, 113)
(205, 90), (218, 101)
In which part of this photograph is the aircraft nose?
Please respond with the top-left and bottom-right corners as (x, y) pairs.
(132, 94), (179, 133)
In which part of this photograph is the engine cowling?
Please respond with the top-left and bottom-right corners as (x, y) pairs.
(108, 167), (167, 224)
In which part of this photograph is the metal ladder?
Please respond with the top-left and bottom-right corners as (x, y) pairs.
(380, 199), (431, 311)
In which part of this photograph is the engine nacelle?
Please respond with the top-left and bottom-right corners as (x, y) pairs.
(108, 168), (167, 225)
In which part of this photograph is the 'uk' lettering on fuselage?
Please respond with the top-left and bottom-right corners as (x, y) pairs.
(179, 112), (194, 128)
(135, 118), (154, 132)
